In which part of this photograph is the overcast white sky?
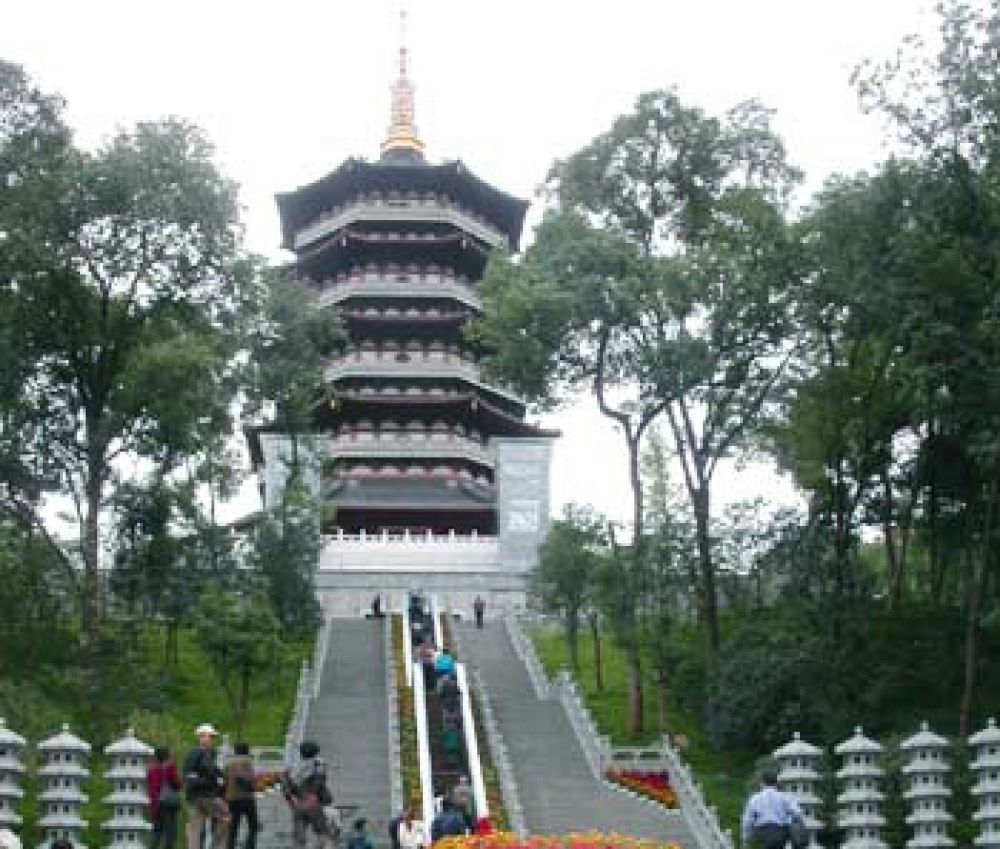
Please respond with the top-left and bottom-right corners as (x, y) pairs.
(4, 0), (937, 524)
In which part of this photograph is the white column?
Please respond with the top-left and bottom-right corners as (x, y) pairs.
(431, 596), (444, 649)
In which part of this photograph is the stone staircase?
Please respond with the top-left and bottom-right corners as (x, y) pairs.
(454, 620), (697, 844)
(255, 618), (392, 849)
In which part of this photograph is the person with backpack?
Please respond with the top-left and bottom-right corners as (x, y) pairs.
(430, 799), (467, 843)
(224, 742), (259, 849)
(183, 724), (229, 849)
(285, 740), (335, 849)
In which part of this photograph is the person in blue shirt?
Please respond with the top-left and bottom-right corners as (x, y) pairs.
(434, 648), (455, 677)
(741, 770), (804, 849)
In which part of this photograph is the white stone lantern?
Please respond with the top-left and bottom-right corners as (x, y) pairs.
(901, 721), (954, 849)
(969, 717), (1000, 849)
(774, 732), (824, 846)
(835, 726), (886, 849)
(102, 729), (153, 849)
(0, 718), (26, 830)
(37, 724), (91, 849)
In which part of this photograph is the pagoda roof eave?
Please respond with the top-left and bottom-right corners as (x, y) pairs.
(276, 158), (529, 250)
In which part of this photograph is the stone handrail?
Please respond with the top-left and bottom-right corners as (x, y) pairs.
(504, 617), (551, 699)
(469, 667), (528, 837)
(661, 734), (735, 849)
(552, 670), (612, 780)
(284, 659), (313, 768)
(316, 274), (482, 311)
(312, 617), (332, 700)
(384, 614), (404, 816)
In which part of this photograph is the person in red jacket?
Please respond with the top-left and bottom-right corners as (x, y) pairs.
(148, 745), (183, 849)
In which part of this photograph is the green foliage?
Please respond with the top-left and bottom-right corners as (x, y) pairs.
(535, 504), (608, 672)
(250, 474), (322, 637)
(193, 585), (282, 739)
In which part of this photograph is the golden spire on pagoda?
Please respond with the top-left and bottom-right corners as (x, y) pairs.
(380, 7), (425, 161)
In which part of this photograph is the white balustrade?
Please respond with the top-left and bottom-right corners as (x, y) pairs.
(455, 663), (489, 825)
(660, 735), (734, 849)
(412, 662), (435, 837)
(384, 615), (404, 816)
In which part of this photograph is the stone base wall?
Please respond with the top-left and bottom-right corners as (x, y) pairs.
(316, 570), (529, 617)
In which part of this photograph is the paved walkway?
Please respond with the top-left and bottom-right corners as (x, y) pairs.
(455, 620), (696, 844)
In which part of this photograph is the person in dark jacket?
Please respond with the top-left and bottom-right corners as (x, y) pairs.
(224, 742), (259, 849)
(430, 799), (467, 843)
(183, 724), (229, 849)
(148, 746), (182, 849)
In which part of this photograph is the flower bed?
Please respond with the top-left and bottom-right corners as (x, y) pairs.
(604, 770), (678, 809)
(434, 831), (682, 849)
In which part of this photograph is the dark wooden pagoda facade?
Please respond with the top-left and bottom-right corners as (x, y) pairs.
(269, 37), (554, 540)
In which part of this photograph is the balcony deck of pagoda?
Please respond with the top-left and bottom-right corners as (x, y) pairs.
(328, 429), (493, 467)
(316, 266), (481, 309)
(293, 193), (510, 251)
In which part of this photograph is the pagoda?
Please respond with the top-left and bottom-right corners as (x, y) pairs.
(253, 14), (556, 614)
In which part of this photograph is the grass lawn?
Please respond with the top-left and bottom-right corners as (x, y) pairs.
(531, 624), (754, 837)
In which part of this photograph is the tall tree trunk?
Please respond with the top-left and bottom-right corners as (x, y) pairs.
(589, 613), (603, 692)
(655, 672), (668, 733)
(626, 435), (645, 735)
(84, 453), (104, 638)
(566, 614), (580, 674)
(883, 466), (903, 611)
(692, 487), (719, 651)
(929, 477), (944, 602)
(960, 480), (997, 735)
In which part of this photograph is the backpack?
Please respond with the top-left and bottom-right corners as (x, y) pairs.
(298, 758), (333, 806)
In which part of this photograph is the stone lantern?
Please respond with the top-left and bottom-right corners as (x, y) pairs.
(0, 718), (26, 830)
(102, 729), (153, 849)
(835, 726), (886, 849)
(774, 732), (824, 847)
(970, 717), (1000, 849)
(37, 724), (91, 849)
(901, 721), (954, 849)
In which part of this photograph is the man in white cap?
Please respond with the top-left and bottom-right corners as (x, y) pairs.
(183, 723), (229, 849)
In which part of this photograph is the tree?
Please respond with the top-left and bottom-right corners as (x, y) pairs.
(535, 504), (607, 679)
(250, 473), (322, 638)
(194, 585), (281, 739)
(1, 63), (255, 641)
(477, 89), (801, 659)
